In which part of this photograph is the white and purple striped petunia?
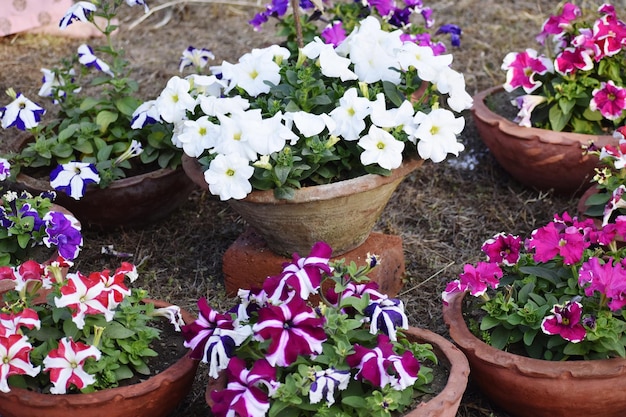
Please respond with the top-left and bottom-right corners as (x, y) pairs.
(59, 1), (97, 29)
(363, 298), (409, 342)
(0, 158), (9, 181)
(309, 367), (351, 406)
(77, 44), (114, 76)
(49, 162), (101, 200)
(130, 100), (160, 129)
(0, 93), (45, 131)
(179, 46), (215, 72)
(125, 0), (149, 13)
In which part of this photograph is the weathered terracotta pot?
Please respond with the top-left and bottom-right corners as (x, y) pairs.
(442, 291), (626, 417)
(183, 155), (423, 256)
(14, 166), (196, 229)
(205, 326), (469, 417)
(472, 86), (617, 195)
(0, 299), (199, 417)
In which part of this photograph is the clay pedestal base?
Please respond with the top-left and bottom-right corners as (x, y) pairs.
(222, 229), (406, 297)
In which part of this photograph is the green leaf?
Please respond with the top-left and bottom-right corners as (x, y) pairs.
(57, 124), (80, 141)
(489, 326), (512, 350)
(115, 97), (139, 116)
(104, 321), (136, 339)
(16, 233), (30, 249)
(96, 110), (119, 133)
(479, 315), (502, 330)
(80, 97), (103, 111)
(342, 395), (368, 409)
(548, 103), (569, 131)
(382, 81), (404, 107)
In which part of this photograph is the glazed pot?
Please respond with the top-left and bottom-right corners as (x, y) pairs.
(183, 155), (423, 256)
(472, 86), (617, 195)
(205, 326), (469, 417)
(0, 299), (199, 417)
(442, 291), (626, 417)
(14, 166), (196, 229)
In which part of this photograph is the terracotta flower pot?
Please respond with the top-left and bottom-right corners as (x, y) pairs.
(0, 299), (199, 417)
(205, 326), (469, 417)
(14, 166), (196, 229)
(472, 86), (617, 195)
(442, 291), (626, 417)
(183, 155), (423, 256)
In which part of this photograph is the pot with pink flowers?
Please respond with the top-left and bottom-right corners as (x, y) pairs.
(473, 3), (626, 195)
(442, 212), (626, 417)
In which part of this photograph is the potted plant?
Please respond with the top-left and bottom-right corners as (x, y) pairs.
(0, 158), (82, 270)
(148, 12), (472, 255)
(0, 257), (198, 417)
(183, 241), (470, 417)
(442, 212), (626, 417)
(0, 0), (195, 228)
(472, 2), (624, 195)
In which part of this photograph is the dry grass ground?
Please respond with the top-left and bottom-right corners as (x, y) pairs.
(0, 1), (615, 416)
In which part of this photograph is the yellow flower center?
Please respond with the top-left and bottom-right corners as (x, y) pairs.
(226, 169), (235, 177)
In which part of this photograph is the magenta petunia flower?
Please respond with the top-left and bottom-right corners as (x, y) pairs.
(536, 2), (581, 44)
(266, 241), (332, 302)
(590, 80), (626, 120)
(540, 301), (586, 343)
(210, 358), (278, 417)
(554, 47), (594, 75)
(252, 297), (326, 367)
(346, 334), (419, 390)
(481, 233), (523, 265)
(457, 261), (503, 297)
(527, 221), (588, 265)
(441, 280), (468, 306)
(579, 257), (626, 311)
(592, 14), (626, 58)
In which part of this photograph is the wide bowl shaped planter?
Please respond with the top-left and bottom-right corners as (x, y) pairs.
(14, 166), (196, 229)
(442, 291), (626, 417)
(205, 326), (469, 417)
(183, 155), (423, 256)
(472, 86), (617, 195)
(0, 299), (199, 417)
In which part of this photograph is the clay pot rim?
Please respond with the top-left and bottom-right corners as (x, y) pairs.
(234, 156), (424, 205)
(0, 298), (198, 406)
(442, 291), (626, 378)
(16, 166), (184, 195)
(472, 86), (613, 146)
(403, 326), (469, 413)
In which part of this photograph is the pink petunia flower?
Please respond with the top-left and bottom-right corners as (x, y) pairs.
(590, 80), (626, 120)
(501, 49), (554, 94)
(536, 2), (581, 44)
(457, 261), (503, 297)
(554, 47), (594, 75)
(43, 337), (101, 394)
(579, 257), (626, 311)
(527, 220), (589, 265)
(540, 301), (586, 343)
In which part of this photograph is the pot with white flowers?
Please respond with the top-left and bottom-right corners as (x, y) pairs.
(183, 242), (470, 417)
(473, 2), (625, 195)
(0, 259), (199, 417)
(0, 1), (195, 228)
(442, 212), (626, 417)
(153, 1), (472, 256)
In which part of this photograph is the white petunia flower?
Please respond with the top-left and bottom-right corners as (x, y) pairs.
(204, 153), (254, 200)
(358, 125), (405, 170)
(407, 109), (465, 163)
(329, 88), (371, 141)
(177, 116), (218, 157)
(155, 76), (196, 124)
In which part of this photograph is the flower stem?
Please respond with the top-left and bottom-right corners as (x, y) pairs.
(291, 0), (304, 49)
